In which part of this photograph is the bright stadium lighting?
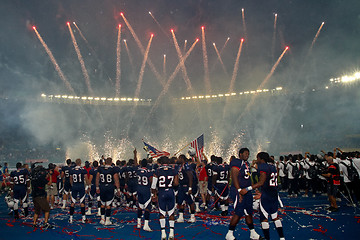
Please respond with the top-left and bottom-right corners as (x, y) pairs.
(181, 97), (185, 100)
(121, 98), (126, 101)
(250, 91), (256, 94)
(134, 98), (140, 101)
(127, 98), (133, 101)
(218, 94), (224, 97)
(225, 93), (230, 97)
(212, 95), (217, 98)
(94, 97), (100, 101)
(62, 95), (68, 98)
(239, 92), (243, 95)
(354, 72), (360, 79)
(101, 97), (106, 101)
(257, 90), (262, 93)
(41, 94), (46, 97)
(74, 96), (80, 99)
(192, 96), (198, 99)
(68, 96), (74, 99)
(263, 89), (269, 92)
(198, 96), (204, 99)
(88, 97), (93, 100)
(114, 98), (120, 101)
(205, 95), (211, 98)
(186, 97), (191, 100)
(276, 87), (283, 91)
(55, 95), (61, 98)
(244, 91), (249, 94)
(325, 86), (329, 89)
(231, 93), (237, 96)
(107, 98), (113, 101)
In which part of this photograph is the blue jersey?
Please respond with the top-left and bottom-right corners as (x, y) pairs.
(89, 167), (99, 185)
(258, 163), (278, 199)
(155, 165), (177, 190)
(126, 165), (138, 183)
(178, 163), (191, 186)
(62, 165), (72, 183)
(70, 166), (87, 187)
(205, 163), (215, 183)
(10, 169), (29, 187)
(137, 167), (153, 189)
(230, 158), (252, 188)
(98, 166), (117, 185)
(118, 166), (127, 186)
(189, 162), (199, 186)
(213, 164), (230, 184)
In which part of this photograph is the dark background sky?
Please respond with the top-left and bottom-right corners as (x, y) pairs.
(1, 0), (360, 99)
(1, 0), (360, 161)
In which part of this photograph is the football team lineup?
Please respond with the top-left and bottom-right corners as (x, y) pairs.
(2, 147), (360, 240)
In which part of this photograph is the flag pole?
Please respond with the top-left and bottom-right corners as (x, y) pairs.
(171, 142), (191, 158)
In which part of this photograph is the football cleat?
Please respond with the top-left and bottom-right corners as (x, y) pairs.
(143, 225), (153, 232)
(225, 231), (236, 240)
(176, 216), (184, 223)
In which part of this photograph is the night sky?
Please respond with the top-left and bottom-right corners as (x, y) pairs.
(1, 0), (360, 99)
(1, 0), (360, 159)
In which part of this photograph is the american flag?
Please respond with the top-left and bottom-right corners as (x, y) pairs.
(190, 134), (204, 161)
(143, 141), (170, 159)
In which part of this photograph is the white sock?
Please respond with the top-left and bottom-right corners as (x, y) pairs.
(160, 218), (166, 228)
(221, 204), (225, 211)
(261, 221), (269, 229)
(275, 219), (283, 228)
(227, 230), (234, 236)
